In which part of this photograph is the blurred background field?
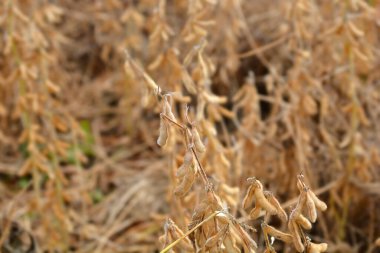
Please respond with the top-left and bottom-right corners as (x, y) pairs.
(0, 0), (380, 252)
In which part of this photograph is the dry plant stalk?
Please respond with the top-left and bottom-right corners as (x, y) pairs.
(286, 175), (328, 252)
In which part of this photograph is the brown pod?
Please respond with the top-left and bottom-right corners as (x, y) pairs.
(192, 200), (209, 221)
(297, 179), (304, 192)
(167, 219), (193, 252)
(263, 223), (293, 243)
(169, 231), (193, 252)
(158, 234), (167, 246)
(308, 191), (327, 211)
(174, 167), (196, 197)
(204, 234), (220, 249)
(256, 190), (277, 215)
(183, 149), (194, 164)
(306, 241), (328, 253)
(306, 192), (318, 222)
(176, 150), (193, 178)
(265, 191), (288, 222)
(295, 214), (312, 230)
(182, 70), (197, 94)
(177, 163), (196, 179)
(223, 233), (240, 253)
(242, 184), (256, 209)
(288, 220), (305, 252)
(205, 225), (228, 249)
(233, 223), (258, 249)
(191, 126), (206, 153)
(296, 174), (306, 192)
(249, 203), (262, 220)
(251, 179), (277, 215)
(163, 97), (176, 121)
(215, 212), (230, 225)
(292, 190), (307, 219)
(157, 116), (168, 147)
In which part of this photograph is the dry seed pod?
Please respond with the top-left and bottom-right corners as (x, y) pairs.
(181, 69), (197, 94)
(347, 21), (364, 37)
(159, 223), (170, 248)
(243, 184), (256, 209)
(205, 225), (228, 249)
(191, 126), (206, 153)
(174, 166), (196, 197)
(217, 106), (235, 119)
(220, 183), (239, 196)
(198, 51), (209, 79)
(176, 164), (195, 179)
(193, 228), (203, 250)
(295, 214), (312, 230)
(262, 223), (293, 243)
(207, 103), (223, 121)
(202, 91), (227, 104)
(166, 219), (193, 252)
(158, 234), (168, 246)
(265, 191), (288, 222)
(176, 150), (193, 178)
(288, 220), (305, 252)
(219, 153), (231, 168)
(233, 85), (249, 102)
(306, 241), (328, 253)
(296, 174), (327, 213)
(296, 175), (306, 192)
(45, 80), (60, 94)
(308, 191), (327, 211)
(292, 190), (307, 219)
(157, 116), (168, 146)
(148, 53), (164, 71)
(306, 192), (318, 223)
(169, 230), (193, 252)
(204, 235), (219, 250)
(233, 222), (258, 249)
(302, 95), (318, 116)
(249, 203), (262, 220)
(220, 184), (239, 207)
(206, 189), (224, 211)
(163, 97), (176, 121)
(223, 233), (240, 253)
(353, 47), (370, 62)
(202, 120), (217, 136)
(193, 200), (209, 217)
(215, 212), (230, 225)
(252, 180), (277, 215)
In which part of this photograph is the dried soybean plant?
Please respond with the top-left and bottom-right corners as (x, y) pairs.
(126, 39), (330, 253)
(287, 175), (328, 253)
(241, 175), (328, 252)
(0, 1), (88, 250)
(124, 0), (380, 252)
(155, 87), (259, 253)
(156, 102), (259, 253)
(1, 0), (380, 252)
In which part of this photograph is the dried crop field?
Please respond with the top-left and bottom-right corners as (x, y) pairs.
(1, 0), (380, 252)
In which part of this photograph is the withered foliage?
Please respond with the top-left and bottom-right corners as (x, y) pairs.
(1, 0), (380, 252)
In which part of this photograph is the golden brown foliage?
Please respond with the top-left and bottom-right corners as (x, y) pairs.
(1, 0), (380, 252)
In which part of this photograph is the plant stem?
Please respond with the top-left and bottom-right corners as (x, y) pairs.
(160, 211), (220, 253)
